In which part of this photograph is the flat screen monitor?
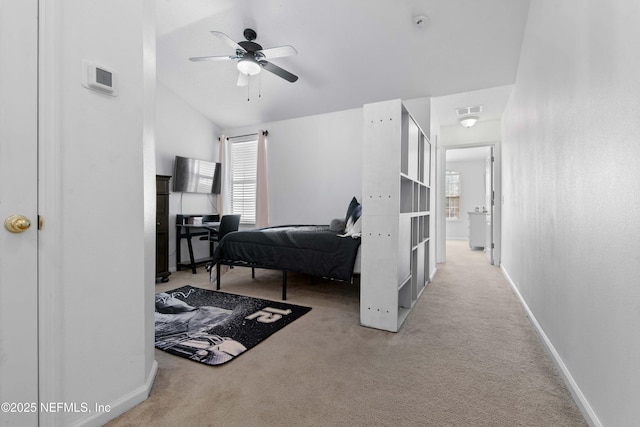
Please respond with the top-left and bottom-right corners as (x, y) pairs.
(173, 156), (221, 194)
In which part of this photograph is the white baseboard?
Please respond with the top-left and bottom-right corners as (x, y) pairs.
(500, 266), (601, 427)
(429, 266), (438, 282)
(73, 360), (158, 427)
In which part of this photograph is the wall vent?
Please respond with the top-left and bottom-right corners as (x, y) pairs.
(456, 105), (483, 116)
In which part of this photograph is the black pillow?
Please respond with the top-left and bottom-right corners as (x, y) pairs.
(344, 197), (360, 224)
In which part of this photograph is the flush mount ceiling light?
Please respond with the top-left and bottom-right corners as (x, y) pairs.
(459, 116), (479, 128)
(456, 105), (482, 127)
(237, 58), (261, 76)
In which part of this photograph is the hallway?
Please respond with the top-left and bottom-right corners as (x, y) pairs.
(108, 240), (585, 426)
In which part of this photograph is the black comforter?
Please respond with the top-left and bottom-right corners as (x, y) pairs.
(212, 225), (361, 282)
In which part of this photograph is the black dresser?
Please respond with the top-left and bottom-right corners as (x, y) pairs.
(156, 175), (171, 282)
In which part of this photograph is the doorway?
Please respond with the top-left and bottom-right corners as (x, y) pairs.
(444, 145), (497, 264)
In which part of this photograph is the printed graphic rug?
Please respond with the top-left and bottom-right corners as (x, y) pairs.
(155, 286), (311, 365)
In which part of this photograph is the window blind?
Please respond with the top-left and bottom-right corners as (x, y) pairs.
(230, 139), (258, 224)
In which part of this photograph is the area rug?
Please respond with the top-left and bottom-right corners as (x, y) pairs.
(155, 286), (311, 365)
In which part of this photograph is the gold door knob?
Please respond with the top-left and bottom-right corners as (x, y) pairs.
(4, 215), (31, 233)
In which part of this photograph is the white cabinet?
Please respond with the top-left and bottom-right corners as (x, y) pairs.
(360, 99), (435, 332)
(468, 212), (486, 248)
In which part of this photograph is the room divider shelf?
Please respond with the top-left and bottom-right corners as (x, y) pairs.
(360, 99), (435, 332)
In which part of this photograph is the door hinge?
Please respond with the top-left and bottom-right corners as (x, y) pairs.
(491, 243), (495, 249)
(38, 215), (43, 230)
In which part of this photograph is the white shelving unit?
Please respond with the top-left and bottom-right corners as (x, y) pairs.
(360, 99), (435, 332)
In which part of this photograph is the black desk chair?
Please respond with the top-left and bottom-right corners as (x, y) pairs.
(201, 214), (241, 249)
(203, 215), (240, 278)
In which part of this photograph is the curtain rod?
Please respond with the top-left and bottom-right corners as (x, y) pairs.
(218, 130), (268, 141)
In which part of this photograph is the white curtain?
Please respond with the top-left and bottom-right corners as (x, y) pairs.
(212, 135), (230, 282)
(256, 130), (269, 228)
(216, 135), (231, 216)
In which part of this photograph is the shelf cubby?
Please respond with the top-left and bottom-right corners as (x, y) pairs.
(400, 176), (413, 213)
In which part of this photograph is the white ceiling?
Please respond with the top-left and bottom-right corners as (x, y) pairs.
(156, 0), (530, 129)
(446, 146), (491, 162)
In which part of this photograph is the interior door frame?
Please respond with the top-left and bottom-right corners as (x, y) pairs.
(439, 142), (501, 265)
(485, 146), (495, 264)
(37, 1), (66, 423)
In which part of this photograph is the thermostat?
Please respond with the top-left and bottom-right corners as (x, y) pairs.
(82, 60), (118, 96)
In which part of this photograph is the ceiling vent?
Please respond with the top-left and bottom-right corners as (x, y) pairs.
(456, 105), (483, 116)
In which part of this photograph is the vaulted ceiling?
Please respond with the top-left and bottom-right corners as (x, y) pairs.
(156, 0), (530, 129)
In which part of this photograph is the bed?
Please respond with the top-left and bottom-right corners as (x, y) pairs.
(211, 224), (361, 300)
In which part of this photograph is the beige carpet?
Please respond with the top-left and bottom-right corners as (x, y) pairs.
(107, 240), (586, 426)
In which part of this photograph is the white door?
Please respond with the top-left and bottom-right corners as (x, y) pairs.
(484, 147), (494, 264)
(0, 0), (39, 425)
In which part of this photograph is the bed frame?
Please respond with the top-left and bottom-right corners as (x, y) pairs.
(216, 261), (289, 299)
(215, 261), (360, 301)
(211, 223), (362, 301)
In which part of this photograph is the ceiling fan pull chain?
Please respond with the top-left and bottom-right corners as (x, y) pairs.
(259, 73), (262, 98)
(247, 76), (250, 101)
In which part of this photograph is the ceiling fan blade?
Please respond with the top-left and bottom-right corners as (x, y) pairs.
(257, 45), (297, 60)
(237, 72), (249, 87)
(189, 55), (237, 62)
(210, 31), (245, 52)
(260, 61), (298, 83)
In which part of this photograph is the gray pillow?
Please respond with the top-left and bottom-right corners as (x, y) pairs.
(330, 218), (346, 232)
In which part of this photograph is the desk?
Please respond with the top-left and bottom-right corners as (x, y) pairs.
(176, 214), (219, 274)
(156, 175), (171, 282)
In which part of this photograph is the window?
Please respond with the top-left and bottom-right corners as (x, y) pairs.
(230, 139), (257, 224)
(445, 170), (460, 220)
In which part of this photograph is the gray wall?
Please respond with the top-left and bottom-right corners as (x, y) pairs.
(155, 82), (221, 270)
(501, 0), (640, 424)
(223, 108), (363, 226)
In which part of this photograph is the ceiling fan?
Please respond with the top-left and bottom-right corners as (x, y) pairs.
(189, 28), (298, 86)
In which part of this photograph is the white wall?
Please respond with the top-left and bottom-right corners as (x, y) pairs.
(501, 0), (640, 425)
(441, 119), (501, 146)
(155, 81), (220, 270)
(38, 1), (156, 425)
(223, 108), (364, 226)
(445, 158), (486, 240)
(429, 100), (443, 273)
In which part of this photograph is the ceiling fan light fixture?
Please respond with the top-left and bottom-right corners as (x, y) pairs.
(237, 58), (261, 76)
(459, 116), (479, 128)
